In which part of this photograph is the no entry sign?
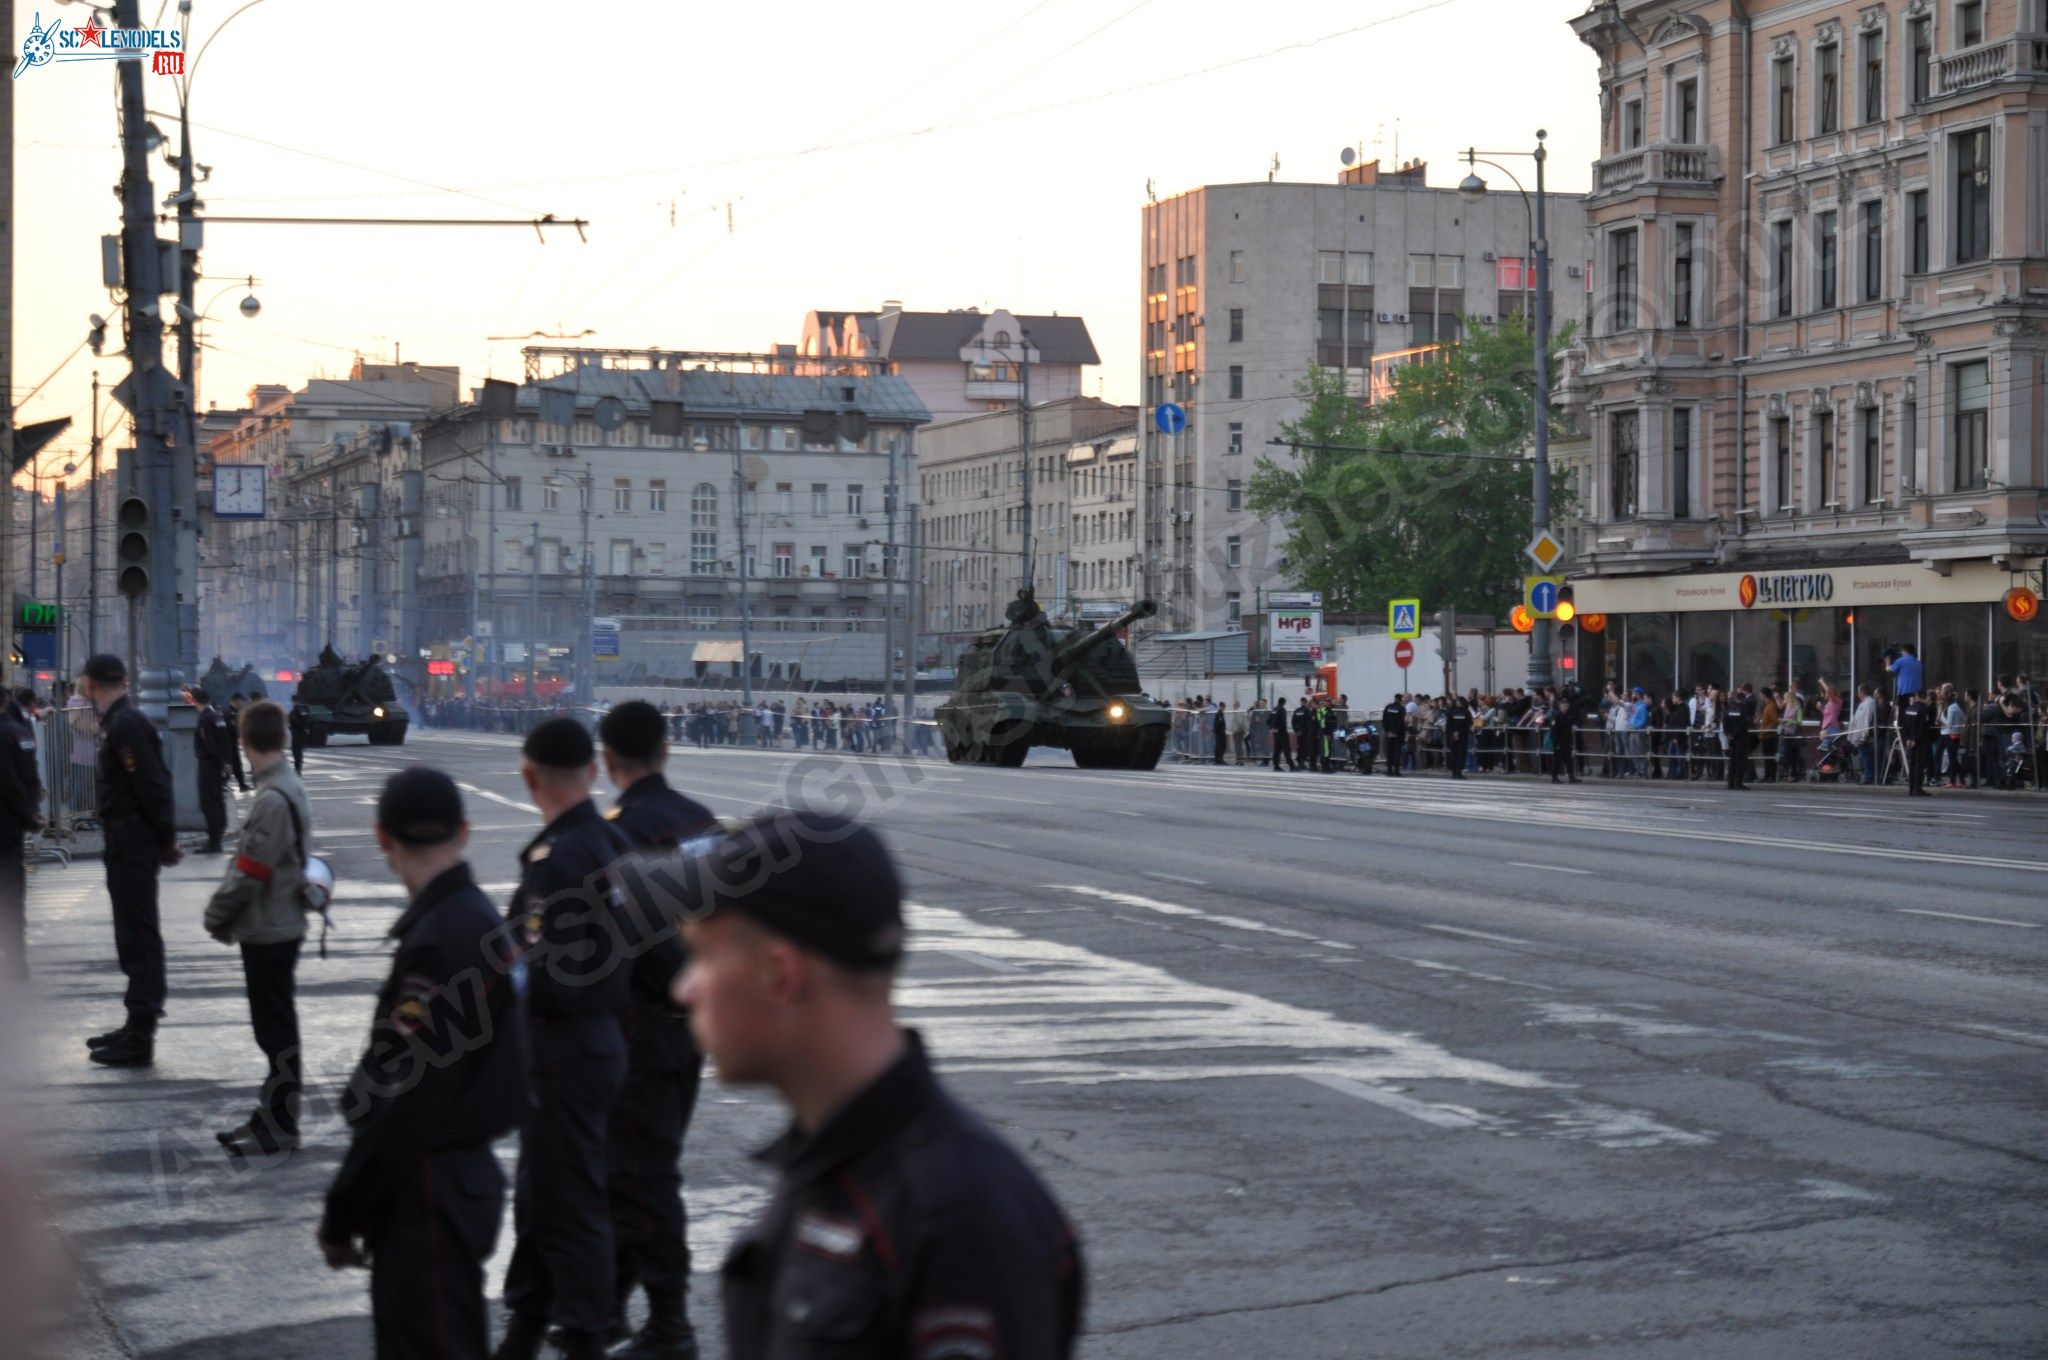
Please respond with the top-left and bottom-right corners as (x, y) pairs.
(1394, 638), (1414, 669)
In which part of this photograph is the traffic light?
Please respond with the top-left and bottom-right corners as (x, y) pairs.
(1554, 584), (1576, 623)
(117, 494), (152, 598)
(1557, 623), (1577, 671)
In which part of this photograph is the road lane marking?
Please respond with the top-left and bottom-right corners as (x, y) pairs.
(1299, 1073), (1485, 1129)
(1419, 923), (1534, 946)
(1143, 871), (1208, 886)
(1278, 832), (1331, 842)
(1507, 861), (1590, 875)
(1052, 884), (1354, 950)
(1895, 908), (2041, 929)
(1962, 1023), (2048, 1047)
(947, 950), (1028, 974)
(460, 783), (540, 815)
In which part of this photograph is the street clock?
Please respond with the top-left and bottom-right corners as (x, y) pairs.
(212, 463), (267, 519)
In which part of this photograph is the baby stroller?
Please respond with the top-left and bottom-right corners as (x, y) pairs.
(1998, 739), (2030, 790)
(1810, 730), (1858, 783)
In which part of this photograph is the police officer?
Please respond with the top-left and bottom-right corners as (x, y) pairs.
(80, 655), (180, 1068)
(191, 686), (232, 854)
(666, 809), (1084, 1360)
(225, 692), (252, 792)
(0, 685), (44, 980)
(597, 700), (716, 1359)
(1898, 687), (1935, 797)
(497, 718), (636, 1360)
(1443, 694), (1473, 780)
(1550, 687), (1583, 785)
(288, 695), (311, 774)
(1267, 698), (1292, 771)
(1722, 683), (1756, 791)
(321, 768), (530, 1360)
(1381, 694), (1407, 776)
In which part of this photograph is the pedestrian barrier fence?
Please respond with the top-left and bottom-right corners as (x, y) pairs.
(32, 708), (102, 862)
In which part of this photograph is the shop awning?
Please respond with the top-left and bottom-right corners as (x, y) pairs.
(692, 641), (744, 663)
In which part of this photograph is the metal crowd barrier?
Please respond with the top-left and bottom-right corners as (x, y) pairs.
(31, 707), (103, 863)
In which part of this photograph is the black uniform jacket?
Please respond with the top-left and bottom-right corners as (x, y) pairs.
(512, 799), (635, 1026)
(1382, 702), (1407, 736)
(1897, 697), (1933, 743)
(195, 706), (233, 771)
(0, 704), (42, 837)
(97, 696), (177, 850)
(323, 862), (530, 1240)
(607, 774), (715, 1069)
(722, 1033), (1083, 1360)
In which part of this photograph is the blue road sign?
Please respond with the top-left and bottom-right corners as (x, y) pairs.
(1154, 403), (1187, 435)
(593, 631), (620, 658)
(1530, 579), (1560, 615)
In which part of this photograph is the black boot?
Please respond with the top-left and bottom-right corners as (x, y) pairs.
(492, 1313), (548, 1360)
(551, 1330), (610, 1360)
(89, 1029), (154, 1067)
(611, 1289), (697, 1360)
(85, 1022), (133, 1050)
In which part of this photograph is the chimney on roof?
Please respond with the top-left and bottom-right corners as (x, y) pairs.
(1339, 158), (1428, 188)
(880, 299), (903, 316)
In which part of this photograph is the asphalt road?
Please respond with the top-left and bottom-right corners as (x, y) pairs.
(12, 728), (2047, 1359)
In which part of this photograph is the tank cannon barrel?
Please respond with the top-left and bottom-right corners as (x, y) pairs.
(1053, 599), (1157, 663)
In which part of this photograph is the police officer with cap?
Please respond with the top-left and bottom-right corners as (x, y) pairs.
(497, 718), (636, 1360)
(666, 809), (1084, 1360)
(596, 700), (716, 1359)
(0, 684), (44, 980)
(190, 686), (232, 854)
(322, 767), (530, 1360)
(79, 654), (181, 1068)
(1381, 694), (1408, 776)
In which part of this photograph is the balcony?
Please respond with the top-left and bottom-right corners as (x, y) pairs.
(1592, 143), (1721, 199)
(1933, 35), (2048, 98)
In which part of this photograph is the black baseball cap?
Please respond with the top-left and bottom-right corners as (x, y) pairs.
(523, 716), (595, 770)
(81, 653), (127, 685)
(376, 767), (466, 846)
(657, 809), (904, 972)
(598, 700), (667, 763)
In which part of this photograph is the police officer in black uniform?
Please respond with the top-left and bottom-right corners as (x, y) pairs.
(321, 768), (530, 1360)
(596, 700), (717, 1359)
(1443, 694), (1473, 779)
(497, 718), (636, 1360)
(1381, 695), (1408, 776)
(288, 695), (311, 774)
(225, 692), (253, 792)
(80, 655), (181, 1067)
(1898, 687), (1934, 797)
(191, 686), (232, 854)
(1722, 683), (1757, 790)
(662, 809), (1084, 1360)
(0, 685), (44, 980)
(1551, 687), (1583, 784)
(1267, 698), (1292, 771)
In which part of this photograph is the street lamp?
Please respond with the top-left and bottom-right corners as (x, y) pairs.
(968, 330), (1035, 594)
(704, 431), (755, 712)
(1459, 130), (1557, 689)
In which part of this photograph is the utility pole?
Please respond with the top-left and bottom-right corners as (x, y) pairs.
(326, 482), (339, 646)
(1, 0), (13, 678)
(89, 373), (102, 654)
(576, 466), (593, 701)
(173, 87), (201, 679)
(1017, 330), (1034, 593)
(528, 519), (540, 697)
(885, 428), (899, 735)
(485, 442), (499, 695)
(732, 447), (753, 710)
(906, 503), (922, 749)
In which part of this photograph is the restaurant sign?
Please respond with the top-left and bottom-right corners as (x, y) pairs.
(1575, 559), (2027, 616)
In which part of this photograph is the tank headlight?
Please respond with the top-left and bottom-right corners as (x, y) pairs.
(373, 706), (386, 718)
(1108, 703), (1126, 720)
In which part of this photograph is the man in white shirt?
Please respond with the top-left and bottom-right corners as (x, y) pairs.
(1846, 684), (1878, 785)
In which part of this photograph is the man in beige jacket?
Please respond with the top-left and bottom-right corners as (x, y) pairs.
(202, 701), (311, 1155)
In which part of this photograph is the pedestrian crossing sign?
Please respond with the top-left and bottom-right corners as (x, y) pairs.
(1389, 599), (1422, 639)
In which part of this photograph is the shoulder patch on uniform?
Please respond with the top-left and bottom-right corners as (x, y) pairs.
(912, 1307), (998, 1360)
(120, 746), (138, 772)
(603, 805), (623, 820)
(526, 843), (551, 862)
(390, 972), (437, 1033)
(794, 1211), (864, 1262)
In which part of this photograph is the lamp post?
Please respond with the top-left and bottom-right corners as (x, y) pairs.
(705, 431), (754, 711)
(968, 330), (1035, 594)
(1459, 129), (1555, 689)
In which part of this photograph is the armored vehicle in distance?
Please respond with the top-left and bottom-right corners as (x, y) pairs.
(296, 646), (408, 745)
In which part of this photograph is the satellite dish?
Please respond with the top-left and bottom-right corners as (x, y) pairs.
(592, 395), (628, 432)
(1340, 147), (1357, 166)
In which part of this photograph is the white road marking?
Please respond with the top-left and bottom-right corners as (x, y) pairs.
(1895, 908), (2041, 929)
(1419, 923), (1533, 946)
(1961, 1023), (2048, 1047)
(1143, 871), (1208, 886)
(1277, 832), (1331, 842)
(1507, 861), (1590, 875)
(1299, 1073), (1485, 1129)
(947, 950), (1028, 974)
(460, 783), (540, 815)
(1054, 884), (1349, 949)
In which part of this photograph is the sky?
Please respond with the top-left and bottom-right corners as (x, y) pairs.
(10, 0), (1602, 485)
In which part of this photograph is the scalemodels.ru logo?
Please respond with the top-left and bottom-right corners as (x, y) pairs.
(12, 11), (186, 80)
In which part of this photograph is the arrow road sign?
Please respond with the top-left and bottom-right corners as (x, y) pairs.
(1154, 403), (1187, 435)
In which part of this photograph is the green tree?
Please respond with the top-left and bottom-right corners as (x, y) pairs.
(1247, 314), (1574, 620)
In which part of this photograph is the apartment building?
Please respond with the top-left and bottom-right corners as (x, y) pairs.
(794, 303), (1100, 421)
(916, 396), (1135, 657)
(1140, 161), (1592, 634)
(1568, 0), (2048, 699)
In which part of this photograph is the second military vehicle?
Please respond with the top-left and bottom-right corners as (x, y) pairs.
(295, 647), (409, 745)
(935, 591), (1168, 770)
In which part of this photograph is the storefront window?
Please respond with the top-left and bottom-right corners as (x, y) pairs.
(1992, 608), (2048, 687)
(1576, 621), (1613, 699)
(1851, 605), (1917, 698)
(1791, 608), (1853, 697)
(1733, 611), (1791, 690)
(1625, 613), (1676, 699)
(1921, 603), (1988, 695)
(1678, 612), (1731, 691)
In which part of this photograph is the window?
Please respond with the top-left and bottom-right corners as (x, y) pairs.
(1226, 422), (1244, 455)
(1816, 409), (1837, 506)
(1774, 57), (1795, 143)
(772, 544), (793, 578)
(645, 479), (666, 513)
(1497, 256), (1526, 291)
(1672, 408), (1692, 519)
(1624, 98), (1644, 149)
(1909, 189), (1930, 272)
(1225, 535), (1241, 568)
(1610, 411), (1640, 520)
(1228, 307), (1244, 342)
(1676, 77), (1699, 143)
(811, 483), (828, 517)
(1952, 360), (1989, 489)
(542, 478), (561, 511)
(1611, 227), (1639, 332)
(1773, 220), (1795, 317)
(646, 542), (665, 574)
(578, 478), (590, 512)
(1673, 224), (1695, 330)
(809, 545), (828, 577)
(1959, 0), (1983, 46)
(1861, 408), (1883, 505)
(690, 483), (718, 575)
(1319, 252), (1344, 285)
(1408, 253), (1434, 287)
(1903, 399), (1919, 490)
(1817, 43), (1839, 135)
(1817, 211), (1838, 310)
(1953, 128), (1991, 264)
(540, 539), (562, 574)
(1229, 250), (1245, 283)
(501, 539), (523, 573)
(1226, 478), (1243, 511)
(1910, 18), (1932, 101)
(1228, 366), (1244, 400)
(1861, 201), (1884, 302)
(503, 476), (522, 511)
(1861, 30), (1884, 124)
(610, 539), (632, 575)
(1346, 252), (1373, 285)
(844, 546), (865, 579)
(614, 478), (632, 512)
(1225, 592), (1242, 627)
(1773, 416), (1794, 510)
(847, 484), (864, 516)
(774, 483), (792, 516)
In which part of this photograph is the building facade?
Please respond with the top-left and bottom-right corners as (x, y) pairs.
(1140, 162), (1593, 634)
(1568, 0), (2048, 699)
(794, 304), (1099, 422)
(916, 396), (1135, 658)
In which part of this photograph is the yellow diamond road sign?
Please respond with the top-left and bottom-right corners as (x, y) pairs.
(1525, 529), (1565, 572)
